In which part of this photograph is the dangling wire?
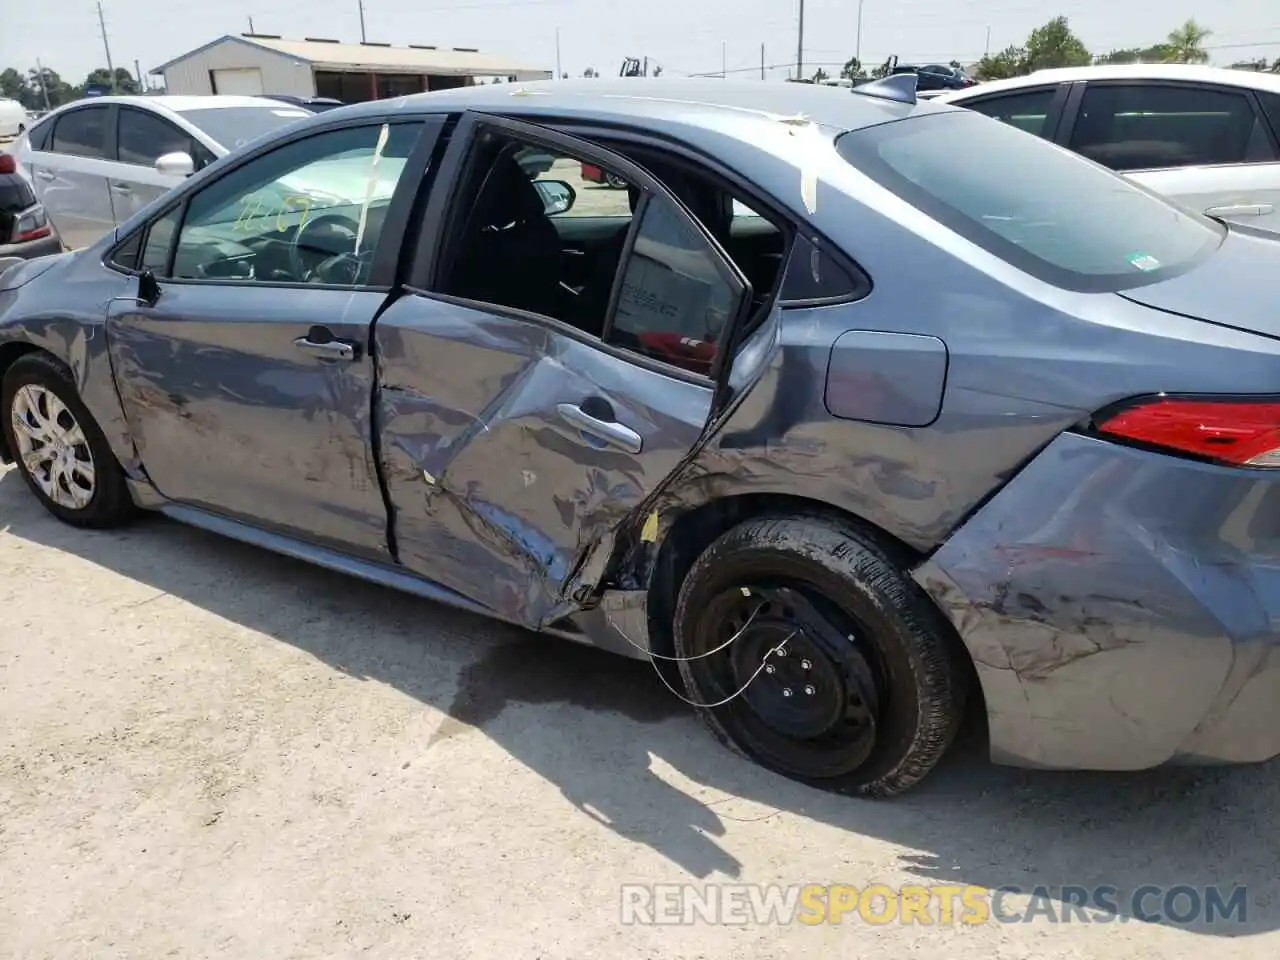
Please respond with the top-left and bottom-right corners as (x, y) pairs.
(648, 631), (797, 709)
(606, 601), (798, 709)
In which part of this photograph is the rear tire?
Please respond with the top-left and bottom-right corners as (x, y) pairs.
(672, 514), (968, 798)
(2, 352), (136, 528)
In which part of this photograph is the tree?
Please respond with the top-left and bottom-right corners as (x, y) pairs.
(812, 67), (829, 83)
(1095, 44), (1173, 64)
(27, 66), (76, 108)
(1165, 18), (1211, 63)
(82, 67), (140, 95)
(0, 67), (25, 102)
(582, 66), (597, 78)
(1022, 16), (1091, 72)
(840, 57), (866, 81)
(652, 64), (663, 77)
(871, 57), (893, 79)
(975, 45), (1025, 81)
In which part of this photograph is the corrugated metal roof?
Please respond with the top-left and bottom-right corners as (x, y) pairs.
(155, 33), (549, 78)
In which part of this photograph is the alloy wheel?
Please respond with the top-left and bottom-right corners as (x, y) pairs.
(10, 383), (96, 510)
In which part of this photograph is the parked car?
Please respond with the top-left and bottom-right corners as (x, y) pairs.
(581, 160), (628, 188)
(0, 152), (61, 262)
(10, 95), (315, 248)
(934, 64), (1280, 232)
(5, 75), (1280, 798)
(0, 98), (27, 139)
(891, 63), (975, 91)
(261, 94), (347, 113)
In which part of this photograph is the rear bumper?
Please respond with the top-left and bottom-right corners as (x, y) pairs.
(915, 431), (1280, 771)
(0, 233), (62, 260)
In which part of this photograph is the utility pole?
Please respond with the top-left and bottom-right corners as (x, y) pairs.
(761, 43), (765, 79)
(134, 58), (142, 90)
(96, 1), (118, 92)
(555, 28), (562, 78)
(984, 26), (991, 56)
(721, 41), (727, 78)
(34, 57), (52, 110)
(248, 15), (256, 33)
(795, 0), (805, 80)
(855, 0), (864, 67)
(357, 0), (367, 42)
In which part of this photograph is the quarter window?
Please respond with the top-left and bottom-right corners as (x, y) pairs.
(166, 122), (423, 286)
(1070, 84), (1264, 171)
(51, 107), (107, 159)
(965, 88), (1058, 138)
(117, 108), (195, 167)
(141, 207), (182, 275)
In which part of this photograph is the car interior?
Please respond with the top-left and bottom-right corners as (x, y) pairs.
(438, 130), (788, 372)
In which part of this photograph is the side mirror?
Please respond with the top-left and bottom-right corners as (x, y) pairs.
(155, 151), (194, 178)
(534, 179), (576, 216)
(137, 269), (161, 306)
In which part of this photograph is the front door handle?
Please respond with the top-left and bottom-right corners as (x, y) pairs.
(35, 170), (54, 181)
(294, 328), (359, 361)
(1205, 203), (1274, 217)
(557, 402), (643, 454)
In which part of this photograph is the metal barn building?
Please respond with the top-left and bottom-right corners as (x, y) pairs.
(150, 34), (551, 102)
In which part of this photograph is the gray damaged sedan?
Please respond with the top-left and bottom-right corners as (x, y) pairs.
(3, 76), (1280, 797)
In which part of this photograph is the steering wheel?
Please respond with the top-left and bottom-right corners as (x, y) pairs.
(289, 213), (361, 281)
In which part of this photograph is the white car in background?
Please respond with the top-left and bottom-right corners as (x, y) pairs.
(0, 98), (27, 138)
(10, 95), (315, 248)
(933, 64), (1280, 233)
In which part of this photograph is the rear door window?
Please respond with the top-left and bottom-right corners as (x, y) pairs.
(1069, 83), (1265, 171)
(51, 107), (108, 159)
(963, 87), (1059, 138)
(836, 110), (1224, 293)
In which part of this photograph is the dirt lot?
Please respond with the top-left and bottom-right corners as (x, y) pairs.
(0, 460), (1277, 959)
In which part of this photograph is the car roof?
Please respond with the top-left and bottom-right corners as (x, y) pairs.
(337, 77), (957, 132)
(935, 63), (1280, 100)
(34, 95), (297, 119)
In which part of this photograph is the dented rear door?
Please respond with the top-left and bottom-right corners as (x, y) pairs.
(375, 293), (717, 627)
(375, 112), (751, 628)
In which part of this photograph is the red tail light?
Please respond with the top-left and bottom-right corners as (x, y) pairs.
(16, 225), (51, 242)
(0, 154), (15, 175)
(1095, 396), (1280, 467)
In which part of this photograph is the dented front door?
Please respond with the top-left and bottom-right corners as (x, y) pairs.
(374, 294), (715, 627)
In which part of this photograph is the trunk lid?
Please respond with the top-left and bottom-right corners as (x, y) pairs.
(1119, 224), (1280, 340)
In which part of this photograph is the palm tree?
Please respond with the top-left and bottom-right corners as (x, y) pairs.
(1165, 19), (1212, 63)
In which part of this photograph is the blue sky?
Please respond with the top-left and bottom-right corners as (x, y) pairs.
(4, 0), (1279, 85)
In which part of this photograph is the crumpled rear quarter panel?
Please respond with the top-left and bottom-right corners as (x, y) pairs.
(915, 431), (1280, 770)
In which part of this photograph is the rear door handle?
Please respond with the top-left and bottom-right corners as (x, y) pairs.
(294, 327), (359, 361)
(557, 402), (643, 454)
(1205, 203), (1274, 217)
(110, 181), (132, 194)
(35, 170), (54, 181)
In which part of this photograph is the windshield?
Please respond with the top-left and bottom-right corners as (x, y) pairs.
(836, 110), (1225, 292)
(176, 105), (313, 152)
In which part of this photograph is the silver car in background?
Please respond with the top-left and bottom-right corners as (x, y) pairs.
(11, 96), (314, 248)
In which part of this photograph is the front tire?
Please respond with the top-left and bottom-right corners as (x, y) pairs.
(672, 514), (968, 798)
(2, 351), (136, 528)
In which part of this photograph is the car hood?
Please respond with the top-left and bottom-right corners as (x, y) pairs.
(1119, 225), (1280, 340)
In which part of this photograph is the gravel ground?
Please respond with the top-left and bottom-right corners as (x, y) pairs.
(1, 461), (1278, 959)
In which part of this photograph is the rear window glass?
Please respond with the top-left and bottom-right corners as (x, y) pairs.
(836, 110), (1224, 293)
(177, 106), (311, 153)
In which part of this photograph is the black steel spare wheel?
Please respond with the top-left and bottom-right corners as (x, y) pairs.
(721, 586), (880, 770)
(672, 515), (969, 798)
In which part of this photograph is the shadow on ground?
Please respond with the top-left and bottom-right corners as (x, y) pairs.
(2, 468), (1275, 936)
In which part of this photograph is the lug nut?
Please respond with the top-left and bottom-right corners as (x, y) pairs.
(804, 685), (816, 696)
(801, 659), (812, 670)
(764, 664), (776, 675)
(781, 687), (793, 697)
(776, 647), (787, 657)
